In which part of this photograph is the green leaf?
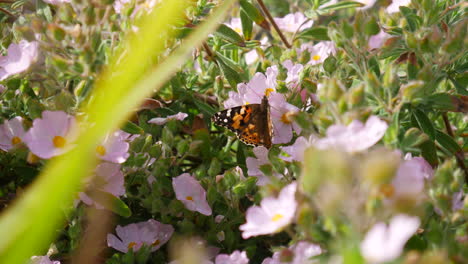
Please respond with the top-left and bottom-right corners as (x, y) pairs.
(121, 121), (144, 134)
(215, 51), (245, 74)
(240, 10), (253, 40)
(214, 24), (245, 47)
(412, 109), (435, 140)
(193, 99), (217, 116)
(297, 26), (330, 41)
(239, 0), (269, 30)
(92, 190), (132, 217)
(400, 6), (419, 32)
(420, 140), (438, 166)
(320, 1), (364, 12)
(435, 130), (461, 154)
(216, 59), (242, 89)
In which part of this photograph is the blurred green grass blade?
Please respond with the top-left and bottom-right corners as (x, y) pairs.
(0, 0), (235, 262)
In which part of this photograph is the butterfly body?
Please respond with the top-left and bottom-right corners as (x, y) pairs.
(212, 96), (272, 149)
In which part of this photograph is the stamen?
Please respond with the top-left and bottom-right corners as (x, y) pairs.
(265, 88), (274, 97)
(11, 136), (21, 145)
(271, 214), (284, 222)
(186, 196), (194, 201)
(312, 55), (321, 61)
(96, 145), (106, 156)
(379, 184), (395, 198)
(127, 242), (137, 249)
(53, 136), (66, 148)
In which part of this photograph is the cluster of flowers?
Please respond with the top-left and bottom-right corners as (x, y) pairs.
(1, 0), (460, 263)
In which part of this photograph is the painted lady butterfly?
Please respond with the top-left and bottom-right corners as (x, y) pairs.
(212, 96), (273, 149)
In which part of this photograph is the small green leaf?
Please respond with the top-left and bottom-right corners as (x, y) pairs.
(214, 24), (245, 47)
(435, 130), (461, 154)
(92, 190), (132, 217)
(215, 51), (245, 73)
(412, 109), (435, 140)
(320, 1), (364, 12)
(216, 59), (243, 89)
(121, 121), (144, 134)
(297, 26), (330, 41)
(420, 140), (438, 166)
(240, 10), (253, 40)
(239, 0), (269, 30)
(400, 6), (419, 32)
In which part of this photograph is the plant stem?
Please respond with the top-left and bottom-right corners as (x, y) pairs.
(255, 0), (291, 48)
(442, 113), (468, 182)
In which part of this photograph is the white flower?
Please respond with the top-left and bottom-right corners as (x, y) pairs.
(262, 241), (322, 264)
(225, 18), (243, 35)
(172, 173), (212, 215)
(43, 0), (70, 4)
(240, 182), (297, 238)
(215, 250), (249, 264)
(386, 0), (411, 13)
(30, 256), (60, 264)
(274, 12), (313, 33)
(107, 219), (174, 253)
(356, 0), (377, 10)
(283, 60), (304, 90)
(298, 41), (336, 65)
(0, 117), (26, 151)
(360, 214), (420, 263)
(368, 30), (391, 50)
(0, 40), (39, 81)
(313, 116), (388, 153)
(148, 112), (188, 125)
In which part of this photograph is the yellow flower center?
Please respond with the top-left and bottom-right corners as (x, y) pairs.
(11, 136), (21, 145)
(186, 196), (194, 201)
(312, 55), (321, 61)
(234, 27), (242, 34)
(127, 242), (137, 249)
(96, 145), (106, 156)
(271, 214), (284, 222)
(379, 183), (395, 198)
(281, 111), (296, 124)
(152, 239), (160, 247)
(53, 136), (66, 148)
(265, 88), (274, 97)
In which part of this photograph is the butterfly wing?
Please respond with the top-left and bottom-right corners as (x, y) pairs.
(212, 97), (272, 148)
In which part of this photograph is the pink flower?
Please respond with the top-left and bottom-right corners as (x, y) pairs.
(0, 40), (39, 81)
(30, 256), (60, 264)
(148, 112), (188, 125)
(403, 153), (433, 180)
(79, 162), (126, 210)
(274, 12), (313, 33)
(172, 173), (212, 215)
(0, 117), (26, 151)
(280, 136), (314, 162)
(360, 214), (420, 263)
(282, 60), (304, 90)
(313, 116), (388, 153)
(386, 0), (411, 13)
(246, 146), (281, 186)
(24, 111), (77, 159)
(240, 182), (297, 238)
(107, 219), (174, 253)
(269, 93), (301, 144)
(383, 155), (432, 202)
(215, 250), (249, 264)
(96, 130), (130, 163)
(262, 241), (322, 264)
(368, 30), (391, 50)
(224, 66), (278, 108)
(298, 41), (336, 65)
(43, 0), (70, 4)
(225, 18), (243, 35)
